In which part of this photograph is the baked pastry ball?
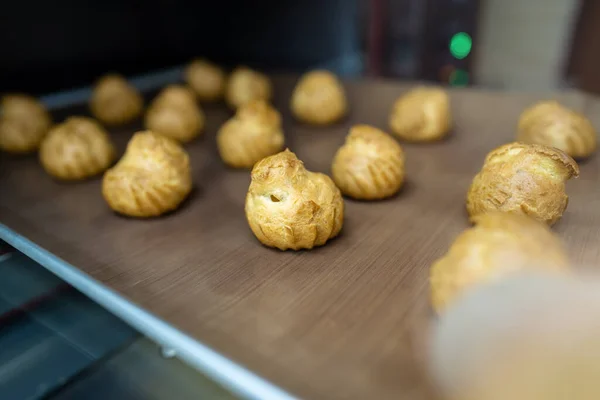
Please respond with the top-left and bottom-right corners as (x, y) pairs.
(225, 66), (272, 109)
(217, 100), (284, 168)
(184, 59), (226, 102)
(40, 117), (115, 180)
(430, 212), (570, 313)
(102, 131), (192, 217)
(332, 124), (404, 200)
(290, 70), (347, 125)
(245, 149), (344, 250)
(466, 142), (579, 225)
(90, 74), (143, 125)
(0, 94), (52, 154)
(144, 85), (204, 143)
(389, 86), (451, 142)
(518, 100), (597, 159)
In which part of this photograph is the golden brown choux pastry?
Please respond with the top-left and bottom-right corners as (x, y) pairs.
(144, 85), (204, 143)
(184, 59), (226, 102)
(217, 100), (284, 168)
(102, 131), (192, 218)
(225, 66), (272, 109)
(152, 84), (197, 107)
(245, 149), (344, 250)
(0, 94), (52, 154)
(430, 212), (570, 313)
(518, 100), (597, 159)
(90, 74), (143, 125)
(466, 142), (579, 225)
(39, 117), (115, 180)
(332, 125), (404, 200)
(290, 70), (347, 125)
(389, 86), (451, 142)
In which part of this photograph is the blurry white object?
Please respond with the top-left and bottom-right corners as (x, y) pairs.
(430, 272), (600, 400)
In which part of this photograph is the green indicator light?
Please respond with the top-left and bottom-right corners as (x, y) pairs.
(450, 32), (472, 60)
(450, 69), (469, 86)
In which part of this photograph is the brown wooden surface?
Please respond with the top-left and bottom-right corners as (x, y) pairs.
(1, 77), (599, 400)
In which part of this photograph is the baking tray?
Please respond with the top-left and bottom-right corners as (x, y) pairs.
(2, 73), (600, 400)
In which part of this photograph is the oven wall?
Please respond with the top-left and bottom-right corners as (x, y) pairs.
(0, 0), (363, 95)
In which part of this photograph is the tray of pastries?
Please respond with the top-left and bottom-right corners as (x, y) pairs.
(1, 64), (599, 400)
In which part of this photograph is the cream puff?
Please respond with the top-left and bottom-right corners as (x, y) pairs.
(90, 74), (143, 125)
(245, 149), (344, 250)
(290, 70), (347, 125)
(225, 66), (272, 109)
(0, 94), (52, 153)
(332, 124), (404, 199)
(518, 100), (597, 159)
(466, 142), (579, 225)
(102, 131), (192, 217)
(184, 58), (226, 102)
(40, 116), (115, 180)
(430, 212), (570, 313)
(389, 86), (451, 142)
(144, 85), (204, 143)
(217, 100), (284, 168)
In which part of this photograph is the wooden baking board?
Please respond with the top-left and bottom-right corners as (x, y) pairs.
(1, 77), (599, 400)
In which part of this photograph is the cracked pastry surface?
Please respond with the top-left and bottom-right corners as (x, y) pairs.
(332, 125), (404, 200)
(225, 67), (272, 109)
(290, 70), (347, 125)
(217, 100), (284, 168)
(184, 59), (226, 102)
(0, 94), (52, 153)
(145, 85), (205, 143)
(90, 74), (143, 125)
(430, 212), (570, 313)
(40, 117), (115, 180)
(245, 149), (344, 250)
(102, 131), (192, 217)
(389, 86), (451, 142)
(518, 100), (597, 159)
(466, 142), (579, 225)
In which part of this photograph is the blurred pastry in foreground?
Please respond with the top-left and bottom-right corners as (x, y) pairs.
(518, 100), (597, 159)
(0, 94), (52, 154)
(90, 74), (143, 125)
(430, 212), (570, 313)
(332, 124), (404, 200)
(389, 86), (451, 142)
(245, 149), (344, 250)
(102, 131), (192, 217)
(290, 70), (347, 125)
(466, 142), (579, 225)
(185, 59), (227, 102)
(225, 66), (272, 109)
(217, 100), (284, 168)
(145, 85), (204, 143)
(431, 274), (600, 400)
(40, 117), (115, 180)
